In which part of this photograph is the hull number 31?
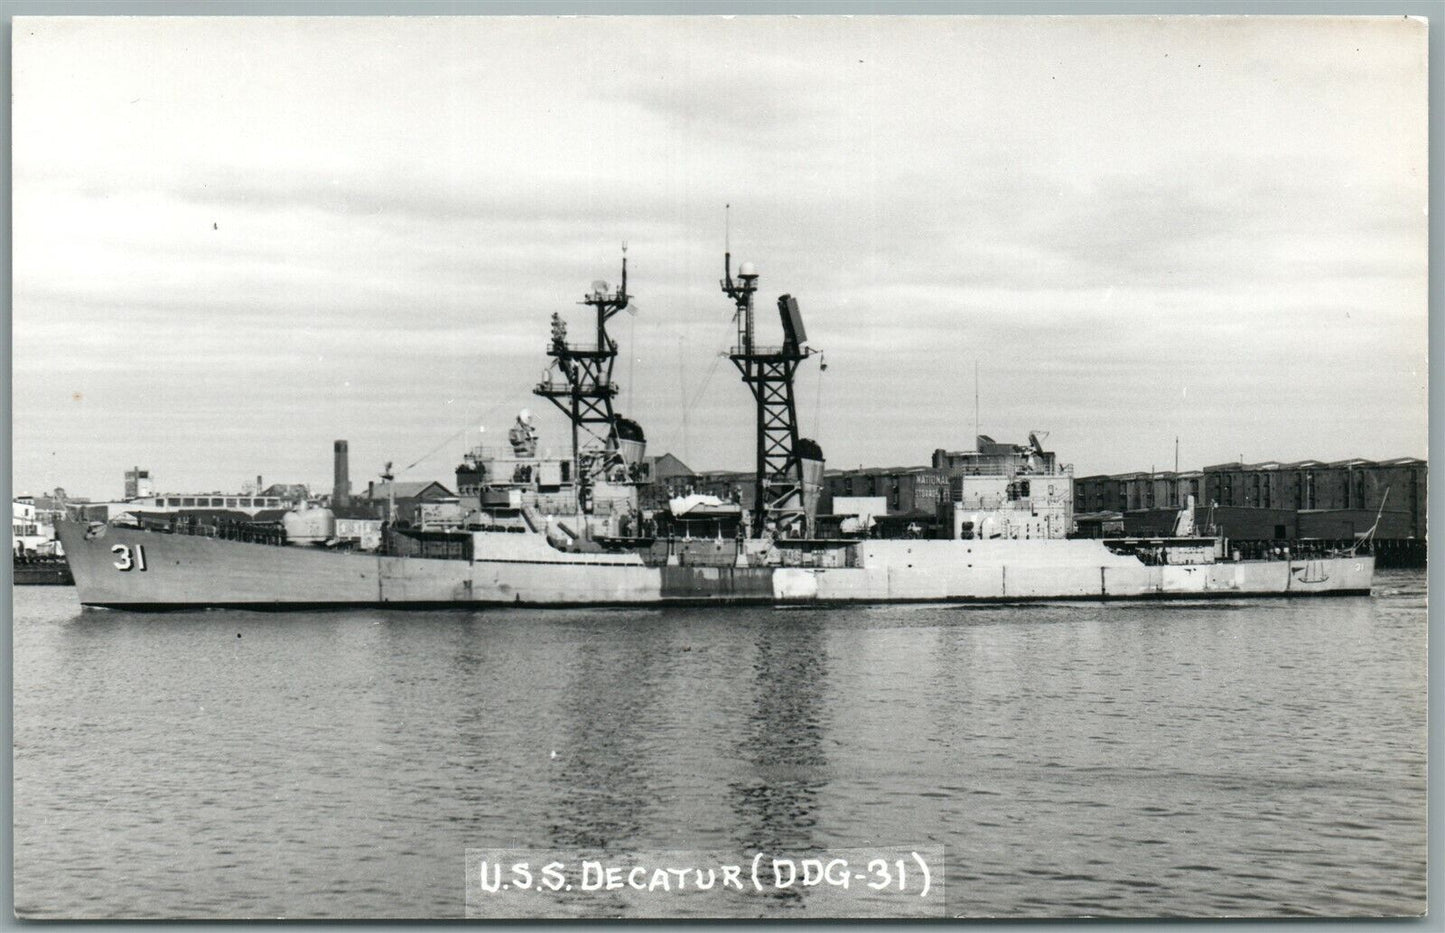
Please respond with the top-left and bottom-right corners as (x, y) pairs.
(112, 544), (148, 572)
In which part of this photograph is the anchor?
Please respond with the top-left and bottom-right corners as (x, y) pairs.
(1292, 561), (1330, 584)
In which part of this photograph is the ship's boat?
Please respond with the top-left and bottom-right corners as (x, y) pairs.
(668, 494), (743, 522)
(56, 252), (1376, 610)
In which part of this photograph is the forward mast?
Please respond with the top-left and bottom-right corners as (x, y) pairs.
(534, 248), (637, 512)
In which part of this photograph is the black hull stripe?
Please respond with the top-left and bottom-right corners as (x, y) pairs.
(80, 589), (1374, 613)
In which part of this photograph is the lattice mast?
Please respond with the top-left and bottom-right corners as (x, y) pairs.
(534, 250), (631, 511)
(722, 249), (813, 538)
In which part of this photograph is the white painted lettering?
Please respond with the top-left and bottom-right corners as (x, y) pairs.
(477, 860), (502, 893)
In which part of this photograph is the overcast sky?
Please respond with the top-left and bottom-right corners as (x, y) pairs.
(13, 15), (1428, 499)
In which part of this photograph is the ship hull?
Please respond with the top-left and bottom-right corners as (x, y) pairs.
(56, 522), (1375, 611)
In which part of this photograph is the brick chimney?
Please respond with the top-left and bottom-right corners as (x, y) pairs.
(333, 440), (351, 507)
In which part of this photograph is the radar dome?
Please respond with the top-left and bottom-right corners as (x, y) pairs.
(518, 408), (533, 424)
(739, 261), (756, 277)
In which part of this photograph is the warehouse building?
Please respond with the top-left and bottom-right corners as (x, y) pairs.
(1200, 457), (1426, 540)
(1074, 456), (1426, 566)
(822, 466), (950, 517)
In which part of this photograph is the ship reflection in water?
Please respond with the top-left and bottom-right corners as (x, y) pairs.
(726, 617), (829, 909)
(12, 574), (1426, 919)
(541, 617), (668, 852)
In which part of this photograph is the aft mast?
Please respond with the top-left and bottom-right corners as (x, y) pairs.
(721, 236), (815, 539)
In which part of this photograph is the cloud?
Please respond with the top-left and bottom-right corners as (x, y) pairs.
(10, 15), (1428, 496)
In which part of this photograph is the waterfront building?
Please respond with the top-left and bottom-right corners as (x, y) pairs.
(1200, 458), (1426, 540)
(123, 467), (154, 500)
(1078, 457), (1426, 540)
(822, 466), (950, 518)
(13, 498), (56, 556)
(1074, 456), (1427, 565)
(358, 480), (455, 523)
(69, 470), (315, 523)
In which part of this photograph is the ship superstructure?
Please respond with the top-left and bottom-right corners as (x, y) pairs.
(56, 248), (1377, 609)
(943, 433), (1075, 541)
(452, 253), (649, 546)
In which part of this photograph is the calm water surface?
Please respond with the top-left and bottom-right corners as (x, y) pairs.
(12, 572), (1427, 918)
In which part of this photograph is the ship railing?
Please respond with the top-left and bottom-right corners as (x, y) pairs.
(534, 378), (619, 395)
(150, 514), (288, 546)
(467, 522), (530, 534)
(951, 465), (1016, 477)
(545, 342), (614, 356)
(464, 447), (570, 464)
(951, 496), (1010, 510)
(465, 445), (524, 461)
(952, 466), (1074, 478)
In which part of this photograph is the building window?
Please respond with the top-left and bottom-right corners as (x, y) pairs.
(226, 498), (237, 507)
(182, 498), (195, 506)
